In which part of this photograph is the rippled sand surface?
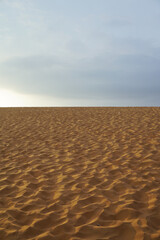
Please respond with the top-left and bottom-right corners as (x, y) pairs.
(0, 107), (160, 240)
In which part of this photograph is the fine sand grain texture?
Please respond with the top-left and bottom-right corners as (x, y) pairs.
(0, 107), (160, 240)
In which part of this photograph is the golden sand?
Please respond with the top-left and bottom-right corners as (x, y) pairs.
(0, 107), (160, 240)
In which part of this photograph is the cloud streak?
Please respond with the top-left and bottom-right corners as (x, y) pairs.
(1, 51), (160, 105)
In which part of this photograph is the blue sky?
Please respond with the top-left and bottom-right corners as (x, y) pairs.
(0, 0), (160, 106)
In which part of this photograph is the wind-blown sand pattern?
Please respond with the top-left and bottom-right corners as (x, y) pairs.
(0, 107), (160, 240)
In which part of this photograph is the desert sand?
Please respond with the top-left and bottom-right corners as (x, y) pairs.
(0, 107), (160, 240)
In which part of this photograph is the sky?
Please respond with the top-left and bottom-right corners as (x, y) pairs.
(0, 0), (160, 106)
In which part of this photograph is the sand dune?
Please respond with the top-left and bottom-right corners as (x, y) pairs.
(0, 107), (160, 240)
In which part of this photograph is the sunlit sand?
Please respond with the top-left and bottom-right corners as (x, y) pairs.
(0, 107), (160, 240)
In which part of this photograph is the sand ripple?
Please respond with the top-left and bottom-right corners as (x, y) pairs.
(0, 107), (160, 239)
